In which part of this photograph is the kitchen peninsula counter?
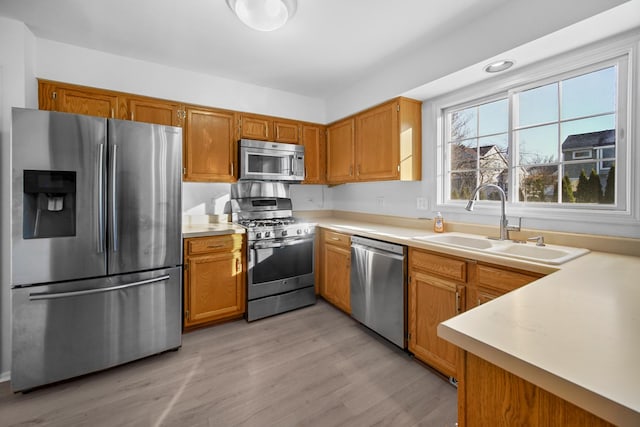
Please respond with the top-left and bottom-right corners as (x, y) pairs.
(305, 212), (640, 426)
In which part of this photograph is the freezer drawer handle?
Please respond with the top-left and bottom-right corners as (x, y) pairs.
(28, 275), (171, 301)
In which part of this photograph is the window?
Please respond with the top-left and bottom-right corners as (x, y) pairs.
(447, 98), (509, 201)
(572, 150), (592, 160)
(443, 57), (628, 209)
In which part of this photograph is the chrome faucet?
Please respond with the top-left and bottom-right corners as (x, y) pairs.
(465, 183), (520, 240)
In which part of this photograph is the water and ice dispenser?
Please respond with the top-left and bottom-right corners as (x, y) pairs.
(23, 170), (76, 239)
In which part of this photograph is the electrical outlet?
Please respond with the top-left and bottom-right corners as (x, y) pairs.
(376, 196), (385, 208)
(416, 197), (428, 210)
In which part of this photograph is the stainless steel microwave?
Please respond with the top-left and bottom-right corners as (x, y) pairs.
(239, 139), (305, 182)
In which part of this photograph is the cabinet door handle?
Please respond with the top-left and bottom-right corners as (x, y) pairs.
(330, 237), (340, 241)
(207, 244), (225, 248)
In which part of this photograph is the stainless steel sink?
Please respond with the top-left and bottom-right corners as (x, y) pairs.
(412, 232), (589, 265)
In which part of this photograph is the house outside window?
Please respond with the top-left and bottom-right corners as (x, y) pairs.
(443, 56), (628, 210)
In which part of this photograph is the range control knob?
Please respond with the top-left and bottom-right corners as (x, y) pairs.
(282, 230), (288, 237)
(297, 229), (302, 235)
(256, 232), (262, 239)
(265, 231), (271, 238)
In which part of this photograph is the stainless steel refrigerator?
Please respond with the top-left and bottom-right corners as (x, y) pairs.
(10, 108), (183, 392)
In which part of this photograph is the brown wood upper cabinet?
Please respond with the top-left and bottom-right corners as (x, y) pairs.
(39, 80), (120, 119)
(274, 120), (299, 143)
(38, 80), (185, 127)
(301, 124), (326, 184)
(127, 96), (183, 127)
(326, 118), (355, 184)
(183, 106), (238, 182)
(240, 113), (301, 144)
(327, 97), (422, 184)
(240, 113), (272, 141)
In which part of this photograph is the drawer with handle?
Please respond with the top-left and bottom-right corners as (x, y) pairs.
(322, 229), (351, 248)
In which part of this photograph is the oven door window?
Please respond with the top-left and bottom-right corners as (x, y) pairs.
(252, 240), (313, 283)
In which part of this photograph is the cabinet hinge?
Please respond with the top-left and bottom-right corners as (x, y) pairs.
(455, 291), (461, 313)
(185, 310), (189, 319)
(407, 332), (411, 340)
(397, 164), (400, 172)
(183, 167), (187, 175)
(52, 91), (57, 100)
(397, 104), (400, 112)
(184, 263), (188, 271)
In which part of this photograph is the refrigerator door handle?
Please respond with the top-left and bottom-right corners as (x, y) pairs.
(28, 275), (171, 301)
(111, 144), (118, 252)
(98, 143), (105, 253)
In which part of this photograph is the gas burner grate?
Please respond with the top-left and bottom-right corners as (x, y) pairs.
(238, 217), (297, 228)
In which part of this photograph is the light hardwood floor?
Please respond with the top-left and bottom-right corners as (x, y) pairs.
(0, 300), (457, 426)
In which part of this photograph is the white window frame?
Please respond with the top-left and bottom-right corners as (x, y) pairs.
(432, 34), (639, 230)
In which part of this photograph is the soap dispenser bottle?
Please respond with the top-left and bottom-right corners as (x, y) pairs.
(434, 212), (444, 233)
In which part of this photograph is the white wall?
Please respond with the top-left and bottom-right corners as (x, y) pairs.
(324, 0), (629, 121)
(182, 182), (231, 215)
(36, 39), (326, 123)
(0, 17), (37, 381)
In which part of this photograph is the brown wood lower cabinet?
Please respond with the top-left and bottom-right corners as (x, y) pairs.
(318, 229), (351, 314)
(458, 351), (614, 427)
(469, 263), (543, 308)
(408, 249), (466, 378)
(408, 247), (545, 379)
(183, 234), (246, 330)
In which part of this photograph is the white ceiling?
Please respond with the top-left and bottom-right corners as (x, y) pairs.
(0, 0), (639, 104)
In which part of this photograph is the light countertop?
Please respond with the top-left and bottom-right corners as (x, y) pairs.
(312, 216), (640, 426)
(182, 223), (245, 238)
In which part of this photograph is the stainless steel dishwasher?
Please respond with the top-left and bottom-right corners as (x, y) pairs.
(350, 236), (407, 348)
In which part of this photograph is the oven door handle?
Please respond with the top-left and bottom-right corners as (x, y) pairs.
(253, 238), (312, 249)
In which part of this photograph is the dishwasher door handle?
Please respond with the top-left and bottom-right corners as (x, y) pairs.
(351, 243), (405, 261)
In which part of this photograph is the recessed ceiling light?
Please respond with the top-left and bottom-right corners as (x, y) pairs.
(226, 0), (297, 32)
(484, 60), (514, 73)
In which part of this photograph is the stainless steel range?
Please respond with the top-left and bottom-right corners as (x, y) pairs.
(231, 181), (316, 321)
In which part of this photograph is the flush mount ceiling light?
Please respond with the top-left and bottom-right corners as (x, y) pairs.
(226, 0), (297, 32)
(483, 60), (514, 73)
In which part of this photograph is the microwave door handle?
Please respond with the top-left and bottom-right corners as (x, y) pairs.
(290, 155), (295, 176)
